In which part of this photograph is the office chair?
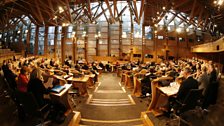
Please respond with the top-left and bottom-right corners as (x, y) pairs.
(172, 89), (203, 115)
(15, 90), (51, 125)
(68, 87), (80, 109)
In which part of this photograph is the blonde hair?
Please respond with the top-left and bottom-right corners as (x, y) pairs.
(30, 68), (43, 81)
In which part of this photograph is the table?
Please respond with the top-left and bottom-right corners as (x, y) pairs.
(147, 77), (175, 116)
(67, 76), (89, 96)
(50, 84), (72, 109)
(132, 77), (142, 97)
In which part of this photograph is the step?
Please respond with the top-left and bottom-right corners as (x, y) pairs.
(79, 118), (144, 126)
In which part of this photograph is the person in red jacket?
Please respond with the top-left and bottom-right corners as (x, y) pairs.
(17, 66), (29, 92)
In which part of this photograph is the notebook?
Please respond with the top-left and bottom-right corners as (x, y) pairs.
(51, 85), (65, 93)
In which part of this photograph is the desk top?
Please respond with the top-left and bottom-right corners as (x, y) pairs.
(85, 74), (95, 78)
(50, 84), (72, 97)
(158, 83), (179, 96)
(67, 76), (89, 82)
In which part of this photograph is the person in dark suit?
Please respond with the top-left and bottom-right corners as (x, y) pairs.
(176, 67), (199, 102)
(27, 68), (49, 107)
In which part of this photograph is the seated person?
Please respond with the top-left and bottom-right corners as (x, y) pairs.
(28, 68), (50, 107)
(99, 62), (105, 70)
(17, 66), (29, 92)
(82, 63), (89, 70)
(141, 68), (157, 96)
(3, 63), (17, 90)
(105, 62), (111, 72)
(176, 67), (198, 102)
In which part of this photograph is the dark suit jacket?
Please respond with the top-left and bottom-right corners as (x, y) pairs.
(27, 78), (49, 107)
(176, 76), (198, 102)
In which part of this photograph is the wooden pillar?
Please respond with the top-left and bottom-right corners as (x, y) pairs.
(18, 26), (24, 55)
(44, 26), (49, 56)
(154, 27), (157, 62)
(119, 21), (122, 59)
(26, 24), (31, 54)
(130, 14), (134, 61)
(54, 26), (58, 59)
(61, 26), (68, 64)
(142, 25), (145, 62)
(176, 33), (179, 60)
(34, 25), (39, 55)
(107, 24), (111, 56)
(84, 36), (88, 62)
(72, 37), (77, 63)
(96, 37), (99, 56)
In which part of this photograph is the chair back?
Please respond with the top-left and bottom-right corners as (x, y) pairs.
(15, 90), (40, 116)
(182, 89), (203, 111)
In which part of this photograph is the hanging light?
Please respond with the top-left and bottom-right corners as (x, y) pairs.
(162, 6), (166, 10)
(186, 28), (190, 32)
(122, 32), (127, 38)
(59, 6), (64, 13)
(167, 26), (171, 31)
(176, 27), (181, 33)
(218, 0), (224, 5)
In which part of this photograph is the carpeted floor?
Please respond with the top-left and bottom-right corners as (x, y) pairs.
(76, 73), (147, 125)
(1, 73), (224, 126)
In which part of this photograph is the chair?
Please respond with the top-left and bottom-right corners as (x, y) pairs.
(202, 81), (219, 109)
(68, 87), (80, 109)
(173, 89), (203, 115)
(15, 90), (51, 125)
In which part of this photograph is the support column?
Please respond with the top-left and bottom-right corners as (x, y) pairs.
(176, 33), (179, 60)
(130, 14), (134, 61)
(26, 24), (31, 54)
(107, 24), (111, 56)
(44, 26), (49, 56)
(84, 36), (88, 62)
(72, 36), (77, 63)
(119, 21), (122, 59)
(18, 26), (24, 55)
(153, 27), (157, 62)
(61, 26), (68, 64)
(54, 26), (58, 59)
(96, 37), (99, 56)
(34, 25), (39, 55)
(142, 25), (145, 62)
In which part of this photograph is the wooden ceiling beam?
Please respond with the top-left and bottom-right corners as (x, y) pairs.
(86, 0), (92, 19)
(174, 0), (192, 9)
(189, 0), (197, 21)
(93, 3), (112, 21)
(113, 0), (119, 18)
(117, 5), (127, 19)
(167, 14), (176, 25)
(133, 0), (139, 24)
(93, 3), (100, 17)
(139, 0), (145, 23)
(34, 0), (44, 24)
(105, 0), (114, 23)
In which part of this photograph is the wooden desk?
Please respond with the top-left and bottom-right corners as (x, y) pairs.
(85, 74), (95, 87)
(67, 76), (89, 96)
(50, 84), (72, 109)
(132, 77), (142, 97)
(148, 77), (175, 115)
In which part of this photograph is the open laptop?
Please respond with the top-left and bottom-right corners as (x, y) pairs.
(51, 85), (65, 93)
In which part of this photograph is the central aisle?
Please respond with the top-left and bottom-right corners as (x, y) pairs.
(77, 73), (148, 126)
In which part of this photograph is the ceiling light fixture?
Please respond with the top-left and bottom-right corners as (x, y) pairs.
(176, 27), (181, 33)
(59, 6), (64, 13)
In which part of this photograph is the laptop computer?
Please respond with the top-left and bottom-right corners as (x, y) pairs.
(51, 85), (66, 93)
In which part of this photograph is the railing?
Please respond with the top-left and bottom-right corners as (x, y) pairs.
(191, 37), (224, 53)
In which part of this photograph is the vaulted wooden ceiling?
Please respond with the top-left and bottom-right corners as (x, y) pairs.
(0, 0), (224, 33)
